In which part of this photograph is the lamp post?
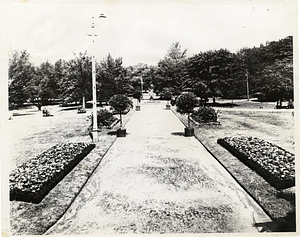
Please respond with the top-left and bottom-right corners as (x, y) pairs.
(242, 55), (250, 101)
(246, 70), (250, 101)
(87, 14), (106, 142)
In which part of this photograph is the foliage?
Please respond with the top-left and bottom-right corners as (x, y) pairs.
(181, 36), (293, 102)
(98, 54), (131, 102)
(126, 63), (153, 92)
(176, 92), (198, 128)
(237, 36), (293, 101)
(184, 48), (244, 100)
(155, 42), (188, 94)
(89, 109), (117, 128)
(175, 92), (198, 114)
(8, 50), (36, 108)
(59, 52), (92, 106)
(132, 88), (142, 101)
(8, 51), (60, 110)
(160, 87), (174, 100)
(191, 106), (219, 123)
(8, 36), (293, 110)
(109, 94), (133, 113)
(28, 61), (58, 110)
(109, 94), (133, 129)
(54, 59), (68, 98)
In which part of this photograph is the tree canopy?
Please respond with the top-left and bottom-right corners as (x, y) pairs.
(8, 36), (293, 110)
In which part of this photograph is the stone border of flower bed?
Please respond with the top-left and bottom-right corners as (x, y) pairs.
(9, 143), (95, 204)
(217, 137), (295, 190)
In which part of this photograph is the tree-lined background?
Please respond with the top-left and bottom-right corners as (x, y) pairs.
(8, 36), (293, 110)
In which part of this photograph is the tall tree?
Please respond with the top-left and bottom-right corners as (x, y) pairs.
(126, 63), (154, 93)
(27, 61), (57, 110)
(60, 52), (92, 107)
(237, 36), (293, 101)
(54, 59), (68, 99)
(184, 49), (244, 101)
(156, 42), (188, 94)
(8, 50), (36, 108)
(97, 54), (131, 102)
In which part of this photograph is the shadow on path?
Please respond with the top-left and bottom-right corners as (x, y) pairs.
(171, 132), (185, 136)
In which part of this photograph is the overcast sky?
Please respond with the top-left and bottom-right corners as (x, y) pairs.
(2, 0), (297, 67)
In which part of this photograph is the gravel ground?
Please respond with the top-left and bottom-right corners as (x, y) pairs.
(45, 101), (271, 235)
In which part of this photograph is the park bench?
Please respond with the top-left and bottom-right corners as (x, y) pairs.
(42, 108), (53, 117)
(275, 101), (294, 109)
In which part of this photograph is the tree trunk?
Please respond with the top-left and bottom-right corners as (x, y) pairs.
(32, 101), (42, 111)
(188, 113), (190, 128)
(119, 112), (122, 129)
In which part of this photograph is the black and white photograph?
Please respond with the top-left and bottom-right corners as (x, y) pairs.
(0, 0), (298, 235)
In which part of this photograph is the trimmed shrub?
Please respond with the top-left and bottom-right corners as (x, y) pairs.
(176, 92), (198, 114)
(109, 94), (133, 113)
(176, 92), (198, 128)
(132, 89), (142, 102)
(90, 109), (117, 127)
(109, 94), (133, 129)
(191, 106), (219, 123)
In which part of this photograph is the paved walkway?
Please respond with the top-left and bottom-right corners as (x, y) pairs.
(45, 100), (271, 234)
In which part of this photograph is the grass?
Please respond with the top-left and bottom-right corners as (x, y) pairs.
(208, 98), (277, 110)
(9, 105), (133, 170)
(9, 100), (296, 233)
(172, 101), (295, 232)
(9, 104), (134, 235)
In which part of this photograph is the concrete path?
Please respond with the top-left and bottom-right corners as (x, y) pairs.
(45, 101), (271, 234)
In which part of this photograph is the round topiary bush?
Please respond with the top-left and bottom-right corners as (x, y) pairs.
(109, 94), (133, 129)
(176, 92), (198, 113)
(191, 106), (218, 123)
(176, 92), (198, 128)
(132, 89), (142, 103)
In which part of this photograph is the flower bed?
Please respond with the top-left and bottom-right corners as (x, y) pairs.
(10, 142), (95, 203)
(217, 137), (295, 190)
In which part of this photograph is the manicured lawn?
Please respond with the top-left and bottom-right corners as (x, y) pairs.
(172, 101), (295, 232)
(9, 104), (131, 171)
(9, 104), (134, 235)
